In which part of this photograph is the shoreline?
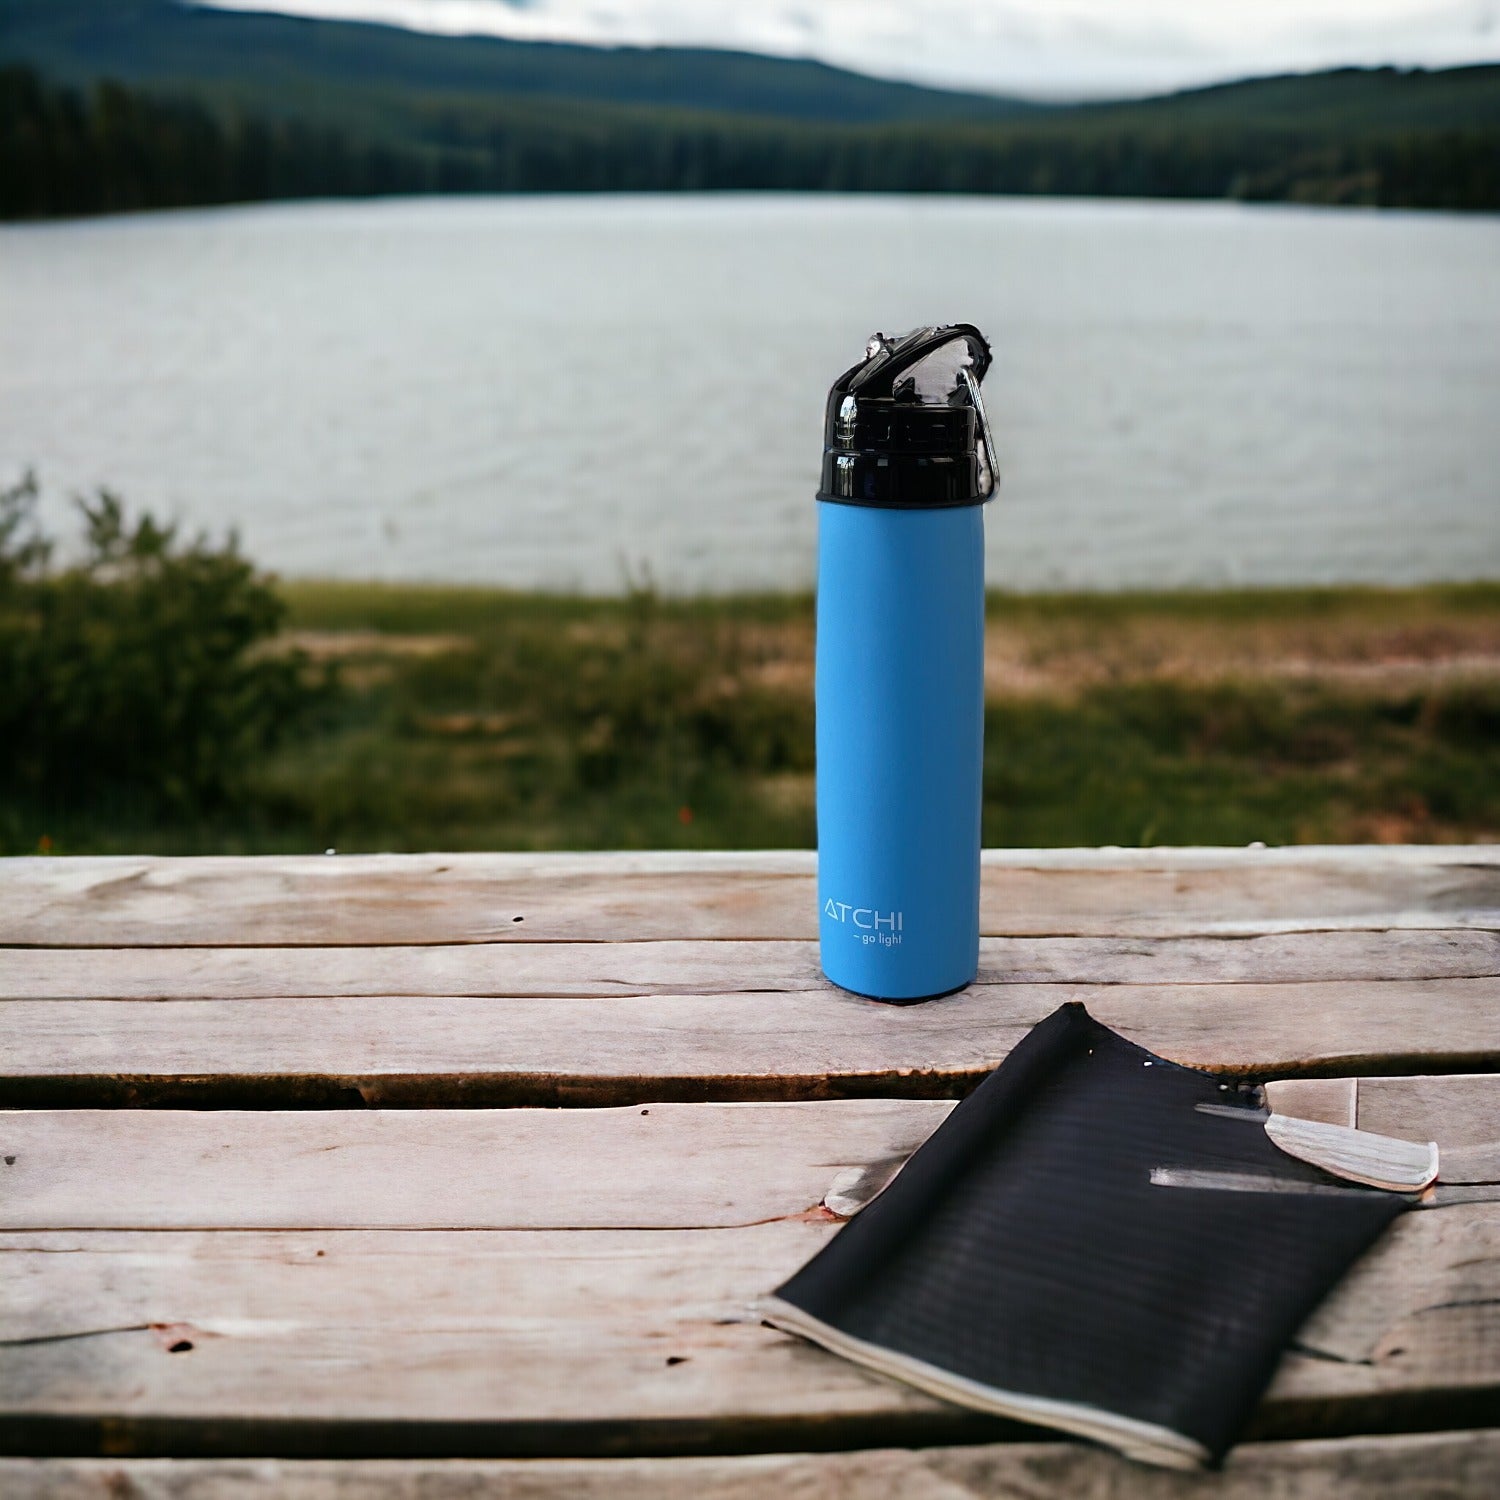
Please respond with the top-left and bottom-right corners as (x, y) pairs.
(7, 579), (1495, 857)
(278, 578), (1500, 697)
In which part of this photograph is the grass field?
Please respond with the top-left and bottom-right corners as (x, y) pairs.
(18, 580), (1495, 857)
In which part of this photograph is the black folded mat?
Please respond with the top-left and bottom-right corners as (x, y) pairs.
(761, 1003), (1407, 1467)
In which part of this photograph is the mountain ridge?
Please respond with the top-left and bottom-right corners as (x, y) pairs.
(3, 0), (1497, 218)
(8, 0), (1500, 133)
(0, 0), (1046, 126)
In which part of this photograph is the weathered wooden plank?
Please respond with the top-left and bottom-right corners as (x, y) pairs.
(0, 1207), (1495, 1455)
(6, 928), (1496, 1000)
(1355, 1074), (1500, 1183)
(1262, 1076), (1500, 1185)
(2, 848), (1496, 947)
(1264, 1079), (1357, 1128)
(5, 1431), (1499, 1498)
(1356, 1073), (1500, 1147)
(2, 1082), (1493, 1454)
(5, 977), (1498, 1107)
(0, 1102), (948, 1230)
(4, 1071), (1490, 1233)
(1262, 1074), (1500, 1152)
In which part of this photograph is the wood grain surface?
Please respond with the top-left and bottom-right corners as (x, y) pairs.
(1, 1080), (1495, 1457)
(3, 848), (1496, 1485)
(1, 1208), (1495, 1454)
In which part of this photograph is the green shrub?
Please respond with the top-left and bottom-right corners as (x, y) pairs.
(0, 472), (325, 812)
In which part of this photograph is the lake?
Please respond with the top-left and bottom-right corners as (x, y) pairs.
(3, 193), (1497, 593)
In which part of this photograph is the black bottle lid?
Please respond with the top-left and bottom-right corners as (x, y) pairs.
(818, 324), (997, 509)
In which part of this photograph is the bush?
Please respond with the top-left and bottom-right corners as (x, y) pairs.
(0, 472), (324, 812)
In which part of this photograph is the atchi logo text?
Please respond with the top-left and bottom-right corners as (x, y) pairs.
(823, 900), (903, 947)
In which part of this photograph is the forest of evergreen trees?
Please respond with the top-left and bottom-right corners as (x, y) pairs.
(3, 63), (1498, 220)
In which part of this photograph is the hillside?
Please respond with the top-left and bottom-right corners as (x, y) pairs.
(2, 0), (1497, 217)
(8, 0), (1500, 135)
(1085, 63), (1500, 134)
(0, 0), (1043, 130)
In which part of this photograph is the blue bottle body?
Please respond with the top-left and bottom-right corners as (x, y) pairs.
(816, 501), (985, 1001)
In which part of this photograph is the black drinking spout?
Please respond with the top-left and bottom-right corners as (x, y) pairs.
(841, 324), (993, 400)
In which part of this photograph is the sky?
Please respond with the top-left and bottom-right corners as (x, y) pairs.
(203, 0), (1500, 98)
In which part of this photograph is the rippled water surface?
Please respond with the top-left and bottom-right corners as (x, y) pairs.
(3, 194), (1497, 591)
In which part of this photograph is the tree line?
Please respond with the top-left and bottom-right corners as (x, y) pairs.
(3, 63), (1497, 219)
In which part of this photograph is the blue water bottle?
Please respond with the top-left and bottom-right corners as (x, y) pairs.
(816, 325), (997, 1002)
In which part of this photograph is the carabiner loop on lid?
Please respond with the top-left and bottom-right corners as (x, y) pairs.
(960, 366), (999, 498)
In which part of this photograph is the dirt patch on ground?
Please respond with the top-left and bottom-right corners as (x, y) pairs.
(275, 630), (474, 660)
(273, 609), (1500, 703)
(984, 615), (1500, 697)
(729, 618), (1500, 700)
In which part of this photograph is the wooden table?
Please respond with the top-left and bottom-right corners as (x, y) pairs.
(2, 846), (1498, 1497)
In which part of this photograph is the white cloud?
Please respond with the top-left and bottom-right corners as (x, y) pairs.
(202, 0), (1500, 97)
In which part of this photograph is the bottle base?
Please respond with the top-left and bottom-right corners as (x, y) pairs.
(819, 967), (977, 1006)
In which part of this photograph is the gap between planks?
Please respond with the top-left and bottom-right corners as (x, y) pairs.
(5, 1432), (1500, 1499)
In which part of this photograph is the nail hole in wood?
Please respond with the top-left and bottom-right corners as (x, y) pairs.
(168, 1340), (194, 1354)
